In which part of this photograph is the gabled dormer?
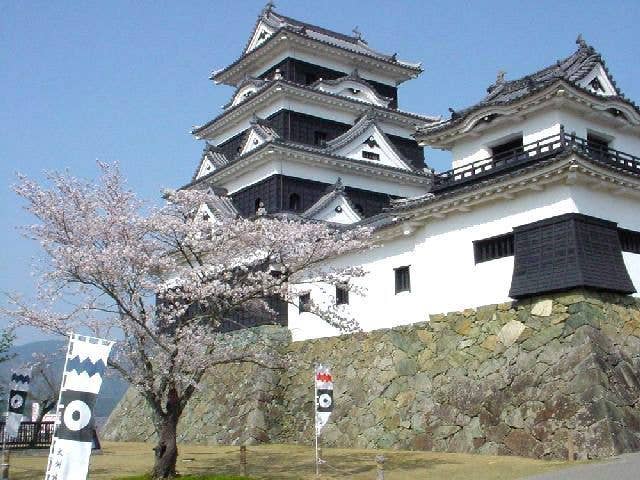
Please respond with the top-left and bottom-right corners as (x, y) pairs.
(227, 77), (269, 109)
(302, 178), (363, 224)
(326, 112), (415, 171)
(312, 70), (393, 108)
(238, 114), (280, 156)
(576, 62), (618, 96)
(192, 144), (229, 181)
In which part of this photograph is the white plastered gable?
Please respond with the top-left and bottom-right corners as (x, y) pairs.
(308, 195), (362, 224)
(231, 85), (260, 107)
(196, 157), (216, 179)
(246, 21), (276, 53)
(332, 123), (412, 171)
(315, 79), (391, 108)
(240, 128), (267, 156)
(577, 63), (618, 96)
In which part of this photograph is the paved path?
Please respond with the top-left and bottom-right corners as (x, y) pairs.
(525, 452), (640, 479)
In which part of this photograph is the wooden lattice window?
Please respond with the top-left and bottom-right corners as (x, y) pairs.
(362, 151), (380, 160)
(299, 293), (311, 313)
(336, 284), (349, 305)
(394, 266), (411, 294)
(619, 228), (640, 254)
(473, 232), (515, 264)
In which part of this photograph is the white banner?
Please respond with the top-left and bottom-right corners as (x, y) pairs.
(45, 333), (114, 480)
(315, 364), (333, 436)
(5, 367), (32, 440)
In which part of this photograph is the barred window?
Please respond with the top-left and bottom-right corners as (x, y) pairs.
(473, 233), (514, 264)
(394, 266), (411, 294)
(299, 293), (311, 313)
(336, 284), (349, 305)
(362, 151), (380, 160)
(619, 228), (640, 254)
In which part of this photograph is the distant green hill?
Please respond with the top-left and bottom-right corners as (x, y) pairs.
(1, 339), (127, 418)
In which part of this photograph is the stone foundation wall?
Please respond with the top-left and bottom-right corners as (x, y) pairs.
(104, 290), (640, 459)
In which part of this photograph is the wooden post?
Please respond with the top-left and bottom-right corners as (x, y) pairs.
(375, 454), (385, 480)
(240, 445), (247, 476)
(567, 431), (575, 462)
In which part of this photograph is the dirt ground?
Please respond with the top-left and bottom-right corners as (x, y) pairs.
(9, 441), (574, 479)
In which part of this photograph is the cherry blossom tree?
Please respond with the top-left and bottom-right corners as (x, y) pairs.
(6, 163), (370, 478)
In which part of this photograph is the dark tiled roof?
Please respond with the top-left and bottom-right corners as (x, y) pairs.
(192, 79), (438, 137)
(419, 37), (635, 135)
(182, 137), (428, 191)
(213, 6), (421, 84)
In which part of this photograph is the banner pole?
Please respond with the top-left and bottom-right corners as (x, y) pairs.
(314, 365), (319, 477)
(44, 332), (74, 480)
(1, 429), (9, 480)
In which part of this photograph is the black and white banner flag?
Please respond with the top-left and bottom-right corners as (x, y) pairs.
(5, 368), (32, 440)
(45, 333), (114, 480)
(315, 364), (333, 436)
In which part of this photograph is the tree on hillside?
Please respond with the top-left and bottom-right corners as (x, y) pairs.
(5, 163), (370, 479)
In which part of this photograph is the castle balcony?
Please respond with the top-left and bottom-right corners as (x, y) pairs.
(431, 126), (640, 193)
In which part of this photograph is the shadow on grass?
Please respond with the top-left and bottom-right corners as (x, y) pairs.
(178, 447), (456, 479)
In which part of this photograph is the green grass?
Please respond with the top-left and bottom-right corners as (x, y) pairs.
(118, 476), (252, 480)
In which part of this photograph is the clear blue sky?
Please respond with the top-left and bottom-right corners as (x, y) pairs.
(2, 0), (639, 343)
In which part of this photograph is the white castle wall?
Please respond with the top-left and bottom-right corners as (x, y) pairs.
(288, 183), (640, 341)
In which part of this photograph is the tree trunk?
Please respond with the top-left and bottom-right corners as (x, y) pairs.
(29, 401), (54, 448)
(151, 390), (180, 479)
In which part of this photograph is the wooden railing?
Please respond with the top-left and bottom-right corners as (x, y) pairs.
(432, 127), (640, 191)
(0, 421), (55, 449)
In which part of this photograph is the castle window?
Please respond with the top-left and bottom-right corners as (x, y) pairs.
(362, 151), (380, 160)
(288, 193), (301, 211)
(619, 228), (640, 254)
(473, 232), (515, 264)
(587, 132), (610, 159)
(336, 284), (349, 305)
(589, 77), (605, 94)
(491, 136), (524, 161)
(394, 266), (411, 294)
(314, 131), (327, 147)
(299, 292), (311, 313)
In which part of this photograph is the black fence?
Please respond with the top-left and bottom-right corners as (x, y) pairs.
(0, 421), (54, 449)
(432, 126), (640, 192)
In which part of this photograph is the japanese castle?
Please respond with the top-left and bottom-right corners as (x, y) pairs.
(186, 3), (640, 340)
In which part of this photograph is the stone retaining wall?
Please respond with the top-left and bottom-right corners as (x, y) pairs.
(104, 290), (640, 459)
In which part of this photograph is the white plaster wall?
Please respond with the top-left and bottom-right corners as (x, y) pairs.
(218, 157), (427, 197)
(451, 110), (562, 169)
(450, 107), (640, 170)
(288, 183), (640, 341)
